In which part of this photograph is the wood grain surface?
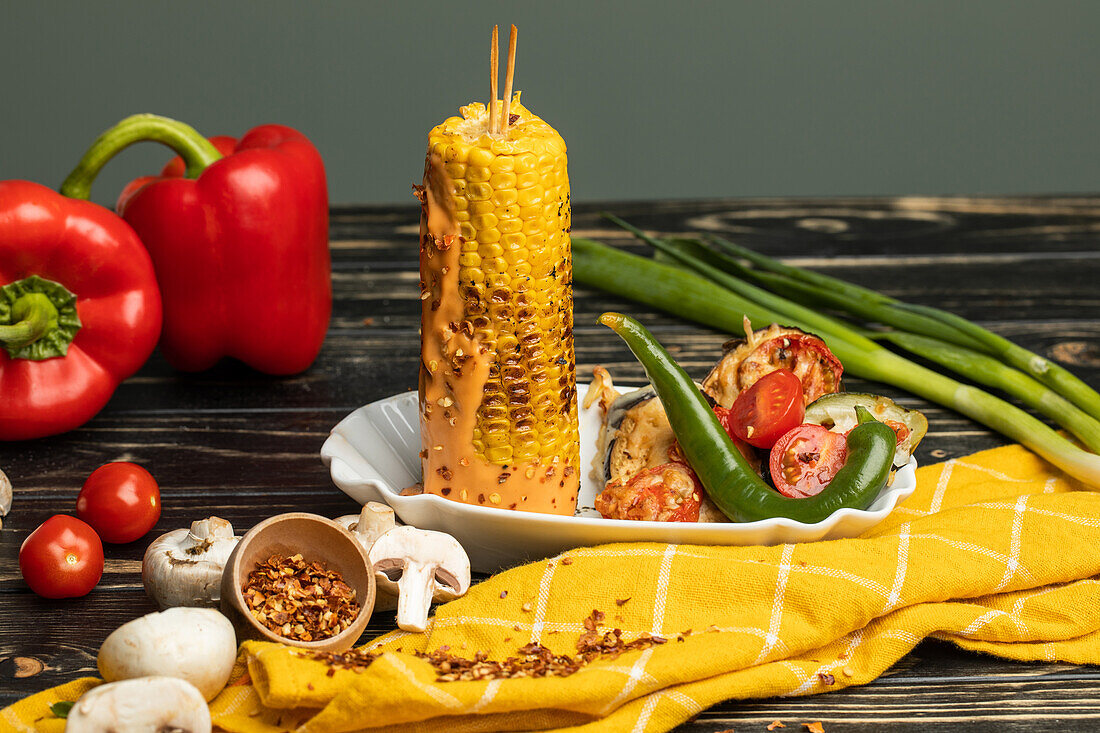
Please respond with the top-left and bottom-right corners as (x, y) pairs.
(2, 197), (1099, 730)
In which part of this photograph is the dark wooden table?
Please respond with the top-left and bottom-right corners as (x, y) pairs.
(3, 197), (1100, 731)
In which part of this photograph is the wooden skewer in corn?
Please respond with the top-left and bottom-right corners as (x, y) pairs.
(489, 25), (499, 134)
(488, 24), (518, 135)
(501, 25), (518, 135)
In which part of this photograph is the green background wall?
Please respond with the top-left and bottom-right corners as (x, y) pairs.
(3, 1), (1098, 205)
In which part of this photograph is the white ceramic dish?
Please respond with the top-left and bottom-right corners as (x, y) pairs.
(321, 384), (918, 572)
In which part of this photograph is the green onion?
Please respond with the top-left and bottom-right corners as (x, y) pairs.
(881, 331), (1100, 454)
(667, 238), (988, 352)
(705, 233), (1100, 422)
(573, 236), (1100, 488)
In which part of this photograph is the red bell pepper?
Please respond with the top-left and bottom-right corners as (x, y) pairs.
(0, 180), (162, 441)
(62, 114), (331, 375)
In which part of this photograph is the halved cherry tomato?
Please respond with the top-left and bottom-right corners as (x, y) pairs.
(769, 424), (848, 498)
(76, 462), (161, 544)
(19, 515), (104, 598)
(595, 463), (702, 522)
(727, 368), (805, 449)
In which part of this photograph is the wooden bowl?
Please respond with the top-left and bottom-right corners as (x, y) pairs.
(220, 512), (375, 652)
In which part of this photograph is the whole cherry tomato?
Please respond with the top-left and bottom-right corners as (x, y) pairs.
(19, 515), (104, 598)
(769, 424), (848, 498)
(727, 368), (806, 449)
(76, 462), (161, 544)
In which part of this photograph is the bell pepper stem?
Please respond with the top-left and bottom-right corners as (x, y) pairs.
(0, 276), (82, 360)
(0, 293), (58, 351)
(60, 114), (224, 200)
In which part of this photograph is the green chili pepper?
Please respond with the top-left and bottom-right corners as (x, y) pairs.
(598, 312), (897, 524)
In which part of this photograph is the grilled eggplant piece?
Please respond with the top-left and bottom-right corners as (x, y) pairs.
(595, 385), (760, 523)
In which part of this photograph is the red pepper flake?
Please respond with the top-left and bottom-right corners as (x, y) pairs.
(412, 607), (668, 682)
(767, 722), (785, 731)
(500, 590), (508, 599)
(243, 554), (361, 642)
(615, 597), (630, 607)
(818, 673), (835, 686)
(304, 647), (380, 674)
(561, 556), (573, 565)
(803, 723), (825, 733)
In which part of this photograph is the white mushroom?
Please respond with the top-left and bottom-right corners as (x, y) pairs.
(333, 502), (397, 550)
(142, 517), (240, 608)
(368, 526), (471, 632)
(0, 468), (10, 530)
(65, 677), (210, 733)
(98, 607), (236, 701)
(335, 503), (400, 610)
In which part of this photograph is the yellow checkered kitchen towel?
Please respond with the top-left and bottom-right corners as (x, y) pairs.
(7, 443), (1100, 733)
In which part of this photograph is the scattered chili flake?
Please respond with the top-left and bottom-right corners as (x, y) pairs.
(301, 647), (380, 674)
(803, 723), (825, 733)
(243, 553), (361, 642)
(818, 673), (835, 686)
(408, 608), (669, 682)
(500, 590), (508, 599)
(615, 597), (631, 607)
(576, 609), (666, 662)
(362, 317), (375, 326)
(767, 722), (785, 731)
(561, 556), (573, 565)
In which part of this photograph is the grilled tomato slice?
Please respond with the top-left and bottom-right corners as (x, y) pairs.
(595, 463), (703, 522)
(703, 324), (842, 407)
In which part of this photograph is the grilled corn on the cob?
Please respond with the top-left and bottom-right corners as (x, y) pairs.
(417, 95), (580, 515)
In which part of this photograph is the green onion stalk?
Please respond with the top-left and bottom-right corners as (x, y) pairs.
(572, 236), (1100, 489)
(655, 236), (1100, 454)
(703, 233), (1100, 423)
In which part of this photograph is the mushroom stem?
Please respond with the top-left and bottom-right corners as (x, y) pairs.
(395, 562), (438, 633)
